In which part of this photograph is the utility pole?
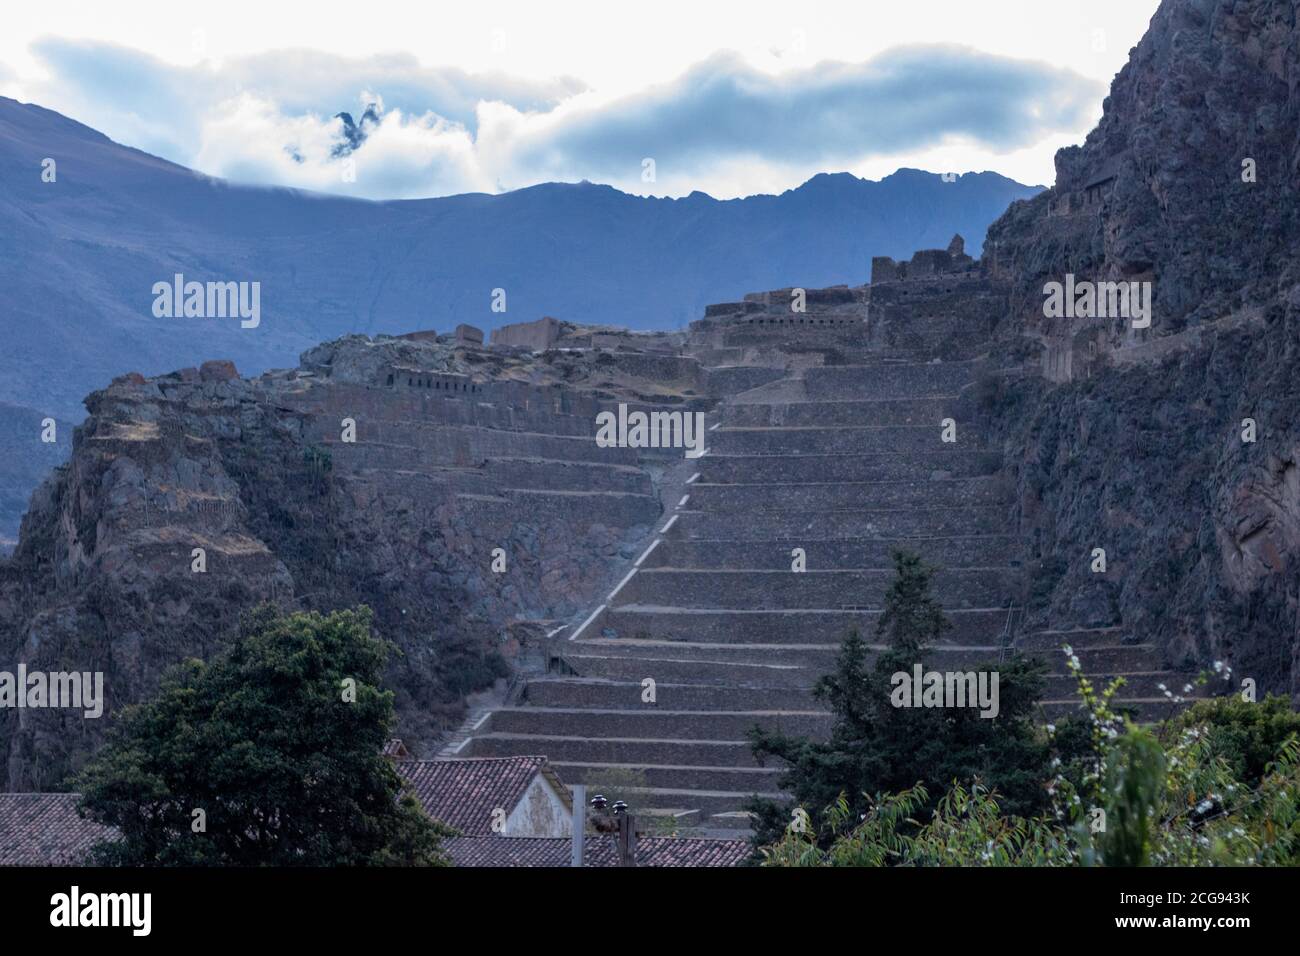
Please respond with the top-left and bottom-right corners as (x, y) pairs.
(588, 794), (637, 867)
(570, 784), (586, 868)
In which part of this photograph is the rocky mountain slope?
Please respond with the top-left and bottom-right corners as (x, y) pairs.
(0, 332), (703, 789)
(4, 0), (1297, 803)
(0, 94), (1038, 544)
(0, 103), (1036, 453)
(979, 0), (1300, 700)
(0, 403), (71, 552)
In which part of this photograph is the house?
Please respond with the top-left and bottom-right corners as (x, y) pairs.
(395, 755), (573, 837)
(445, 835), (749, 867)
(383, 738), (411, 758)
(0, 793), (113, 866)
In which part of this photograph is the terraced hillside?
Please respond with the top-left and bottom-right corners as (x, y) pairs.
(455, 268), (1204, 836)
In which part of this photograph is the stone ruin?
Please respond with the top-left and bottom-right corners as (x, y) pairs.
(490, 316), (562, 350)
(870, 233), (974, 284)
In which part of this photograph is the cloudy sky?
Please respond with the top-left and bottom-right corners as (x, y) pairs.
(0, 0), (1160, 200)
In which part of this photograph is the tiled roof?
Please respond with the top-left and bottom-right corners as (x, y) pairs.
(446, 835), (750, 867)
(0, 793), (115, 866)
(383, 738), (411, 757)
(396, 756), (567, 835)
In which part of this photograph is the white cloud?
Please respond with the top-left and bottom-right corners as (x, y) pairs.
(189, 93), (490, 198)
(12, 38), (1102, 199)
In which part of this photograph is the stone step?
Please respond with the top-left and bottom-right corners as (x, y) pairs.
(552, 761), (784, 795)
(561, 644), (1024, 688)
(464, 732), (762, 767)
(705, 810), (759, 832)
(333, 422), (635, 465)
(702, 366), (786, 398)
(519, 673), (1193, 719)
(617, 567), (1022, 610)
(561, 641), (1148, 684)
(686, 476), (1009, 512)
(454, 488), (661, 529)
(524, 677), (819, 711)
(632, 807), (704, 828)
(615, 788), (765, 827)
(560, 652), (819, 688)
(644, 535), (1025, 570)
(672, 505), (1010, 539)
(1036, 644), (1161, 675)
(485, 706), (833, 740)
(1016, 627), (1127, 651)
(699, 451), (1003, 483)
(1042, 672), (1208, 699)
(600, 605), (1016, 645)
(709, 424), (987, 456)
(802, 360), (987, 400)
(721, 396), (957, 428)
(482, 457), (652, 495)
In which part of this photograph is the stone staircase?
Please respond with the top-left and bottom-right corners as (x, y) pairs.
(454, 288), (1202, 836)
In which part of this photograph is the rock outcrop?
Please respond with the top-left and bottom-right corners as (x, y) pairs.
(0, 333), (700, 789)
(978, 0), (1300, 701)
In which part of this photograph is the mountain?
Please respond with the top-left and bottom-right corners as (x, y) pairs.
(5, 0), (1300, 792)
(0, 96), (1038, 419)
(979, 0), (1300, 699)
(0, 96), (1039, 543)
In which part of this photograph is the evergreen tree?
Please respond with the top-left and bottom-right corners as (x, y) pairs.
(745, 550), (1050, 851)
(76, 604), (453, 865)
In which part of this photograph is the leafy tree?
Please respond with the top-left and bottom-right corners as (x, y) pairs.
(760, 657), (1300, 867)
(76, 604), (453, 866)
(745, 550), (1050, 850)
(1165, 693), (1300, 785)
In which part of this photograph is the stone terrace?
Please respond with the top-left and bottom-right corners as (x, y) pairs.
(455, 257), (1204, 837)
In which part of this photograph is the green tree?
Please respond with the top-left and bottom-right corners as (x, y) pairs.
(76, 604), (453, 866)
(1165, 693), (1300, 785)
(745, 551), (1050, 850)
(760, 659), (1300, 867)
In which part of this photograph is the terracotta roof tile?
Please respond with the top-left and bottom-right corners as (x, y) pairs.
(446, 835), (750, 867)
(396, 756), (566, 835)
(0, 793), (115, 866)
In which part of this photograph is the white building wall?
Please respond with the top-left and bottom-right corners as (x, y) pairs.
(504, 776), (571, 837)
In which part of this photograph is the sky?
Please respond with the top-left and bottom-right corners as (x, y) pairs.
(0, 0), (1162, 200)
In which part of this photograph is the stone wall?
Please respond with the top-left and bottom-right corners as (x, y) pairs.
(490, 316), (562, 350)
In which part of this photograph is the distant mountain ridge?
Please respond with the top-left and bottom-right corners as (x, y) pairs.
(0, 95), (1039, 541)
(0, 95), (1040, 417)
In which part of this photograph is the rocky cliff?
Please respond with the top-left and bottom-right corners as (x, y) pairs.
(979, 0), (1300, 700)
(0, 332), (697, 789)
